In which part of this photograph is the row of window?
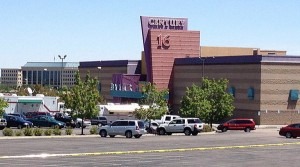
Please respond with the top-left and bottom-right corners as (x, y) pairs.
(1, 74), (21, 77)
(228, 86), (255, 100)
(1, 70), (20, 73)
(1, 78), (20, 81)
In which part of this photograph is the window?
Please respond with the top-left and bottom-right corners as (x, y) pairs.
(247, 87), (255, 100)
(128, 121), (135, 126)
(119, 121), (129, 126)
(138, 121), (145, 128)
(188, 119), (201, 123)
(175, 119), (184, 124)
(165, 116), (171, 121)
(289, 89), (299, 101)
(111, 121), (121, 126)
(228, 86), (236, 97)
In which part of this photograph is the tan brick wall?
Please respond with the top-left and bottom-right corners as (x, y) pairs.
(260, 63), (300, 111)
(200, 46), (255, 57)
(260, 110), (300, 125)
(173, 64), (261, 113)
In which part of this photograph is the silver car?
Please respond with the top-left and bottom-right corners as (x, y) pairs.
(99, 120), (145, 138)
(157, 118), (204, 136)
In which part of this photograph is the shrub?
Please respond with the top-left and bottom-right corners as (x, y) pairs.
(44, 129), (52, 136)
(89, 126), (98, 135)
(52, 127), (62, 135)
(202, 125), (213, 132)
(2, 128), (13, 136)
(23, 128), (33, 136)
(33, 128), (43, 136)
(15, 130), (23, 136)
(65, 127), (73, 135)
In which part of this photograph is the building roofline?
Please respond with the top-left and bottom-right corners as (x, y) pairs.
(174, 55), (300, 65)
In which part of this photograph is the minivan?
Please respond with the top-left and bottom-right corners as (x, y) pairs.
(217, 118), (256, 132)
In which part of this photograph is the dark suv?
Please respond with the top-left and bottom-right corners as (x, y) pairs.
(217, 118), (256, 132)
(54, 113), (76, 128)
(91, 116), (107, 126)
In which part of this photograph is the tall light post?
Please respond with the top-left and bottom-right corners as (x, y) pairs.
(97, 67), (102, 92)
(199, 56), (205, 80)
(58, 55), (67, 89)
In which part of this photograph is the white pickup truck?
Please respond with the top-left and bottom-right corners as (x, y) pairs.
(153, 115), (181, 125)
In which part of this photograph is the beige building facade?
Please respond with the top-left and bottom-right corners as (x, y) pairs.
(1, 68), (22, 87)
(173, 55), (300, 125)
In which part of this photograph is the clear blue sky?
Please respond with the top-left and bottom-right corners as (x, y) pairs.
(1, 0), (300, 69)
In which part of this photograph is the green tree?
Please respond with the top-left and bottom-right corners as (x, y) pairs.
(180, 78), (235, 127)
(0, 97), (8, 117)
(61, 72), (100, 135)
(133, 83), (169, 120)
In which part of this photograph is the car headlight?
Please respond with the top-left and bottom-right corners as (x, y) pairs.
(24, 123), (28, 125)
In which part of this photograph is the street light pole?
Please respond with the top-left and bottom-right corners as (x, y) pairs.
(58, 55), (67, 89)
(200, 57), (205, 80)
(97, 67), (102, 92)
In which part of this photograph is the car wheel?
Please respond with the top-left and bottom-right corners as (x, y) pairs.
(222, 127), (228, 132)
(158, 128), (166, 135)
(99, 130), (107, 137)
(184, 128), (192, 136)
(134, 135), (141, 138)
(286, 132), (292, 138)
(244, 127), (251, 132)
(125, 131), (133, 138)
(109, 135), (115, 138)
(192, 132), (198, 136)
(17, 125), (22, 129)
(76, 123), (81, 128)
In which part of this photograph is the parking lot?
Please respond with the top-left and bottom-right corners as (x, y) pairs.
(0, 128), (299, 166)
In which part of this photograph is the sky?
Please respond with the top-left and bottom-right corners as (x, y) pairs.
(1, 0), (300, 69)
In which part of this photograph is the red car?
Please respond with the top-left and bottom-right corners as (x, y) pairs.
(217, 118), (256, 132)
(279, 123), (300, 138)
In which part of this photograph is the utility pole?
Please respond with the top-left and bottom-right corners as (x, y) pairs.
(58, 55), (67, 89)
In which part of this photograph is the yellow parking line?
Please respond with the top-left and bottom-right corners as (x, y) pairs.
(1, 142), (300, 159)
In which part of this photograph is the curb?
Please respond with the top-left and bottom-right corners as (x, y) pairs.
(0, 134), (99, 140)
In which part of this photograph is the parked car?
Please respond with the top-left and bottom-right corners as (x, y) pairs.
(75, 118), (91, 128)
(157, 118), (204, 136)
(4, 115), (33, 129)
(54, 113), (76, 128)
(99, 120), (145, 138)
(91, 116), (108, 126)
(25, 112), (52, 119)
(27, 115), (65, 129)
(279, 123), (300, 138)
(144, 120), (159, 133)
(217, 118), (256, 132)
(154, 115), (181, 124)
(0, 118), (7, 130)
(8, 113), (27, 120)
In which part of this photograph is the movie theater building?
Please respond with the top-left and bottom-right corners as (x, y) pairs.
(78, 16), (300, 125)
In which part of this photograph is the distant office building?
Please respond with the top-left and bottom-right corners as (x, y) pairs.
(21, 62), (79, 88)
(1, 68), (22, 87)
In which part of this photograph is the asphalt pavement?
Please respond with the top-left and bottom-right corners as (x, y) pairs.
(0, 128), (299, 167)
